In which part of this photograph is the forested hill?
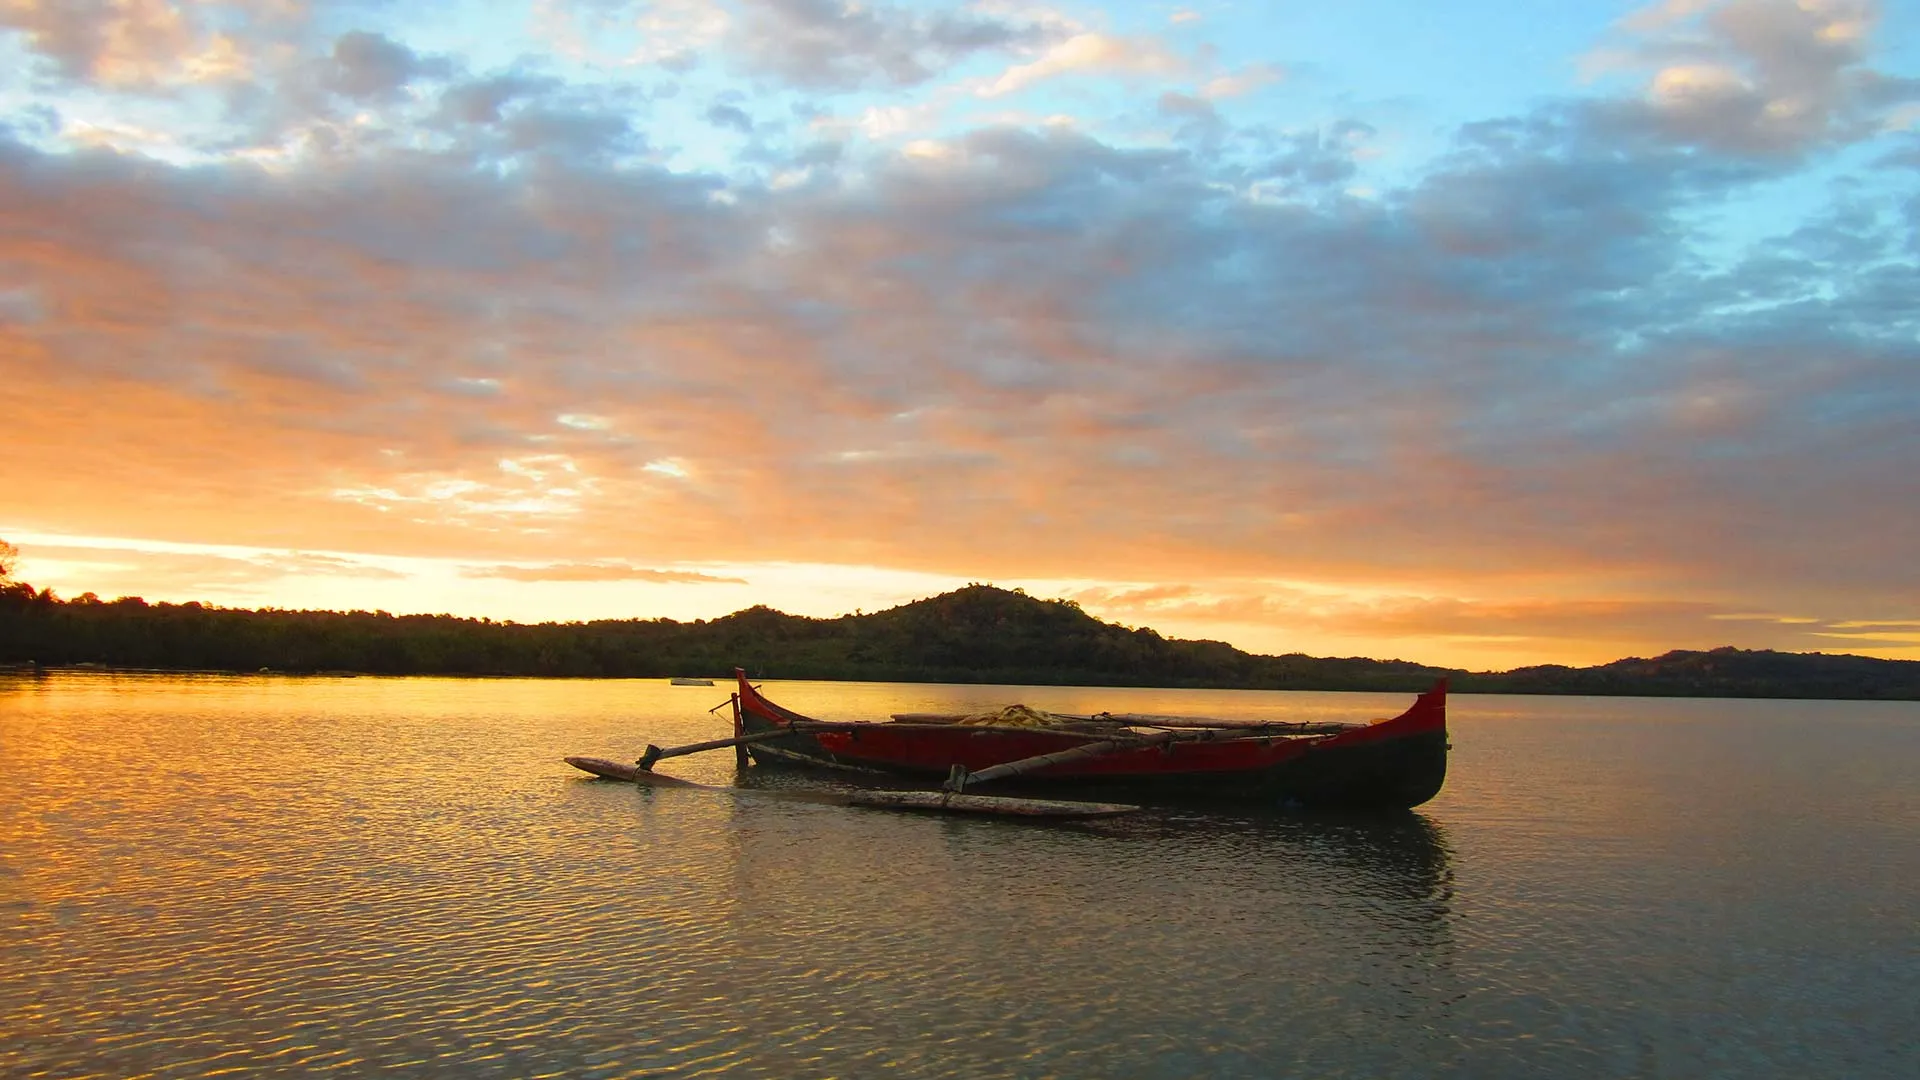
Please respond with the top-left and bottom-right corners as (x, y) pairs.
(0, 582), (1446, 690)
(1460, 646), (1920, 700)
(2, 580), (1917, 699)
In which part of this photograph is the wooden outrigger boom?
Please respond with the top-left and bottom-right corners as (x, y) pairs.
(563, 755), (1140, 818)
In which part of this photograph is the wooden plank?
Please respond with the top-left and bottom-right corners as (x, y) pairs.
(563, 756), (1139, 817)
(846, 790), (1138, 818)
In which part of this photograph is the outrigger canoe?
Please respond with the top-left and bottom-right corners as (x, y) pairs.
(729, 670), (1449, 810)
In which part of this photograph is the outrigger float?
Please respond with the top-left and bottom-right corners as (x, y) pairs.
(569, 670), (1449, 818)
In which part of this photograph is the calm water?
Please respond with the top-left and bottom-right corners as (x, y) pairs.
(2, 674), (1915, 1079)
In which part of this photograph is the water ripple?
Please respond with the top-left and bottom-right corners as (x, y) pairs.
(3, 675), (1916, 1077)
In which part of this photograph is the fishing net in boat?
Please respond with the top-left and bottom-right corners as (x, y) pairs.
(954, 704), (1074, 727)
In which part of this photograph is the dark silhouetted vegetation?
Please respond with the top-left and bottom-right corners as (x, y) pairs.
(1458, 646), (1920, 700)
(0, 580), (1446, 689)
(2, 564), (1916, 699)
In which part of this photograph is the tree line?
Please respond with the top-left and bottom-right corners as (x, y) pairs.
(3, 545), (1916, 699)
(0, 575), (1445, 689)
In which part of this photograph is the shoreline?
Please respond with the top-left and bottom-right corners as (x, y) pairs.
(7, 663), (1917, 703)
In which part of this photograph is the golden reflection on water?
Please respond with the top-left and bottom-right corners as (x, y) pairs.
(3, 673), (1915, 1079)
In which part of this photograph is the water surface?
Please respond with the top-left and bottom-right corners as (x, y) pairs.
(2, 674), (1915, 1078)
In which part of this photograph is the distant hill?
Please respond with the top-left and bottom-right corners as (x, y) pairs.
(1456, 646), (1920, 700)
(724, 584), (1452, 690)
(2, 580), (1916, 699)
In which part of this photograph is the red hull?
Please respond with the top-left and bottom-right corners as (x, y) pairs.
(730, 671), (1449, 810)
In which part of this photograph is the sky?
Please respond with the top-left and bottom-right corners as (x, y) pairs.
(1, 0), (1917, 671)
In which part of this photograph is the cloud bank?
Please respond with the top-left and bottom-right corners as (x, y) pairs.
(2, 0), (1916, 666)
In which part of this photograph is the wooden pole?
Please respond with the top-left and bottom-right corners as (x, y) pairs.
(640, 727), (797, 770)
(640, 717), (1073, 772)
(731, 693), (749, 766)
(947, 731), (1180, 791)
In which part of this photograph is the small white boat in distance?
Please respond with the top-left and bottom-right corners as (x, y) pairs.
(669, 676), (715, 686)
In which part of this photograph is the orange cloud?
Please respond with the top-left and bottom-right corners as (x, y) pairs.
(469, 563), (748, 584)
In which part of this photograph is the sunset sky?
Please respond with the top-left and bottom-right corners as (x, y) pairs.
(2, 0), (1917, 670)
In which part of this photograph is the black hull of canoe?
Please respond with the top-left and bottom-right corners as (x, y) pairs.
(743, 730), (1449, 812)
